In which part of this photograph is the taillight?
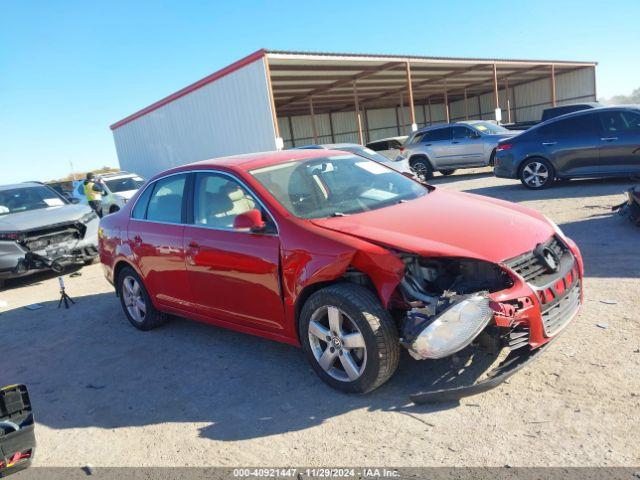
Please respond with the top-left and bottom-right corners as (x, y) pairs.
(0, 232), (21, 241)
(399, 147), (405, 153)
(496, 143), (512, 152)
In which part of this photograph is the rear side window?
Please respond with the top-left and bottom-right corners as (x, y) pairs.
(131, 185), (153, 219)
(418, 128), (450, 143)
(598, 111), (640, 134)
(144, 175), (187, 223)
(366, 141), (386, 151)
(537, 114), (597, 136)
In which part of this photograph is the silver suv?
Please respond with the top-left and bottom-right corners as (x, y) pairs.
(398, 121), (521, 179)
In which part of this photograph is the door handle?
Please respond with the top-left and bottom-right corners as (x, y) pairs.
(452, 141), (460, 144)
(601, 137), (618, 141)
(542, 142), (557, 146)
(188, 241), (200, 250)
(133, 235), (142, 246)
(424, 143), (432, 146)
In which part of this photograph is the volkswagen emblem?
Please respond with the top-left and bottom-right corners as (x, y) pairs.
(534, 244), (560, 273)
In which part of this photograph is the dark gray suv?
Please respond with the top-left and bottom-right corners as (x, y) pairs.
(494, 106), (640, 189)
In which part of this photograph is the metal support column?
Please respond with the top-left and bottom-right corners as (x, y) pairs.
(309, 97), (318, 144)
(353, 82), (364, 145)
(550, 64), (557, 107)
(406, 61), (417, 132)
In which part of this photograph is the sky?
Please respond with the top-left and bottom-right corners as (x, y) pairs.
(1, 0), (639, 184)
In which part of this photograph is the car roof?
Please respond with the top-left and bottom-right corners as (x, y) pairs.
(178, 149), (356, 175)
(538, 104), (640, 124)
(0, 182), (46, 191)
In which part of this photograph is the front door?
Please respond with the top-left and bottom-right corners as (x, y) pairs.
(597, 110), (640, 174)
(447, 126), (485, 166)
(183, 171), (285, 332)
(536, 113), (600, 177)
(128, 173), (192, 309)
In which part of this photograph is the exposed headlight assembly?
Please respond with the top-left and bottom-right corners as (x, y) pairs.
(409, 295), (493, 360)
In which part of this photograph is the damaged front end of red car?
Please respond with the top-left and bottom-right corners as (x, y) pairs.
(386, 234), (583, 403)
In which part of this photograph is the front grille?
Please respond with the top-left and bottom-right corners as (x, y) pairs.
(505, 236), (581, 337)
(505, 236), (566, 285)
(541, 280), (581, 336)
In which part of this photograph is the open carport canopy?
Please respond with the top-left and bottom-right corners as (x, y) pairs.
(266, 49), (597, 120)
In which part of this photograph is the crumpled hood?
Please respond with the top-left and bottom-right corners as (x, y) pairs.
(0, 204), (94, 232)
(311, 188), (554, 263)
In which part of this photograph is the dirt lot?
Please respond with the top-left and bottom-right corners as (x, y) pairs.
(1, 170), (639, 467)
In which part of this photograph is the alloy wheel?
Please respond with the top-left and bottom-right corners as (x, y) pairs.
(308, 305), (367, 382)
(522, 161), (550, 188)
(122, 275), (146, 323)
(412, 162), (429, 181)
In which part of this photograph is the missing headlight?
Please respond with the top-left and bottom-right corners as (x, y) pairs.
(398, 256), (513, 360)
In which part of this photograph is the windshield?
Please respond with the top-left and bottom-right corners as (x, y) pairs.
(250, 155), (427, 219)
(468, 121), (510, 135)
(105, 176), (145, 193)
(332, 145), (391, 164)
(0, 186), (67, 215)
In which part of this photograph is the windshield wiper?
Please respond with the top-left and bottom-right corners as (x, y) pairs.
(330, 212), (349, 217)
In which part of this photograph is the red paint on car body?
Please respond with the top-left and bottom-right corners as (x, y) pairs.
(99, 149), (583, 350)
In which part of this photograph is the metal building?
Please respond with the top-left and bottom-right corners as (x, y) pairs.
(111, 49), (597, 178)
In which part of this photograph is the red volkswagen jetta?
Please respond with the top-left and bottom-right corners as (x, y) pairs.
(99, 150), (583, 400)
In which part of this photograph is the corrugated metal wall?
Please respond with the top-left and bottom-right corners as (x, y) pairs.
(112, 58), (277, 179)
(277, 66), (596, 145)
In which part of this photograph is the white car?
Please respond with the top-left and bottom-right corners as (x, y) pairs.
(97, 172), (146, 215)
(366, 136), (408, 160)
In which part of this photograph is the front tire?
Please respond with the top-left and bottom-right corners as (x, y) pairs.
(299, 284), (400, 394)
(440, 169), (456, 176)
(117, 266), (168, 331)
(519, 158), (555, 189)
(410, 158), (434, 181)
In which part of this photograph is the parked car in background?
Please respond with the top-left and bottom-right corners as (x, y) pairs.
(0, 182), (99, 287)
(294, 143), (415, 176)
(494, 106), (640, 189)
(397, 121), (521, 180)
(99, 149), (583, 399)
(502, 102), (601, 131)
(96, 171), (146, 215)
(366, 136), (408, 160)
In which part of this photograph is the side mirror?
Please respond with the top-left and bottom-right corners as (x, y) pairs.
(0, 384), (35, 476)
(68, 197), (80, 204)
(233, 209), (266, 233)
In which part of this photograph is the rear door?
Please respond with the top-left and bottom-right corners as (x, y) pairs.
(128, 174), (192, 310)
(183, 171), (285, 332)
(421, 127), (452, 165)
(597, 110), (640, 174)
(447, 126), (485, 166)
(536, 113), (600, 177)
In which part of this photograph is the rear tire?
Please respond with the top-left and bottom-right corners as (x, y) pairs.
(519, 158), (555, 189)
(440, 169), (456, 176)
(299, 284), (400, 394)
(117, 266), (168, 331)
(489, 149), (497, 167)
(410, 158), (434, 181)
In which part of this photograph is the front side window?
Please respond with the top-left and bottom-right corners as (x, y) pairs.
(0, 185), (67, 215)
(250, 155), (428, 219)
(599, 111), (640, 134)
(193, 173), (275, 232)
(145, 175), (186, 223)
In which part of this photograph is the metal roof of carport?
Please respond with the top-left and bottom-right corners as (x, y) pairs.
(110, 49), (597, 132)
(266, 50), (597, 117)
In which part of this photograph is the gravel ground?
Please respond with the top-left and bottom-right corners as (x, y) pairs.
(1, 170), (639, 467)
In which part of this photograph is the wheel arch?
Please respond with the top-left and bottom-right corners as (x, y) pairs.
(408, 154), (434, 170)
(516, 154), (552, 177)
(113, 259), (143, 297)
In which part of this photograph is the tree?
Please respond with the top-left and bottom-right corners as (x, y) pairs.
(601, 87), (640, 105)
